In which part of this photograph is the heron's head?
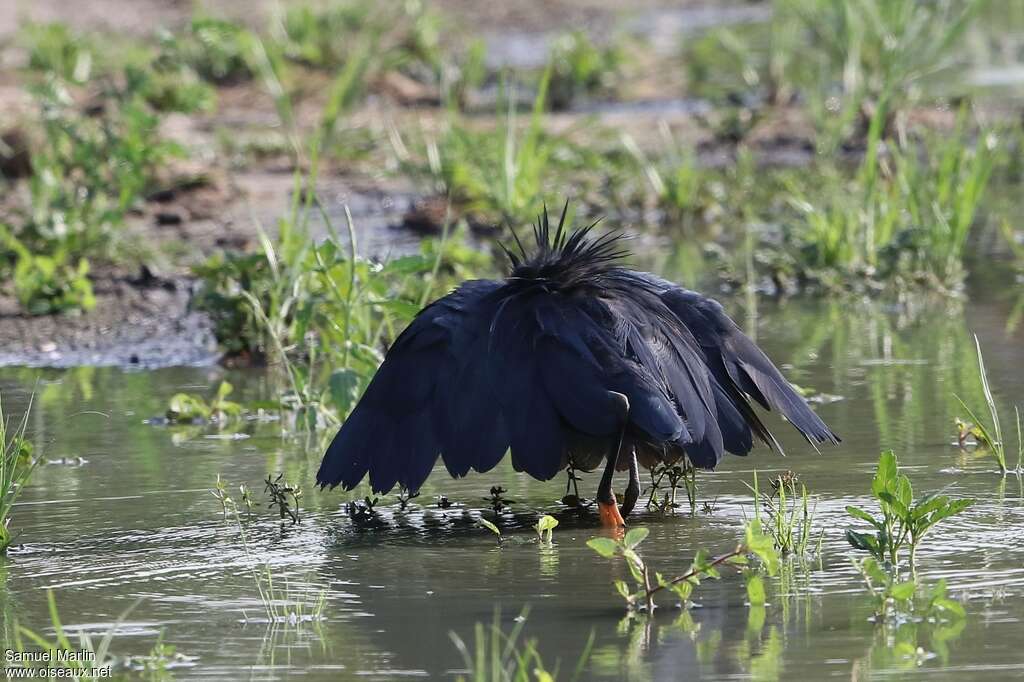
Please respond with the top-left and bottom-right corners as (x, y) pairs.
(502, 203), (628, 292)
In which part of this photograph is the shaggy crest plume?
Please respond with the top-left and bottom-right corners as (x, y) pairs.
(502, 203), (628, 289)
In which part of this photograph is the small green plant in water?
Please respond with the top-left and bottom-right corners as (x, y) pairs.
(587, 521), (779, 614)
(449, 607), (593, 682)
(166, 381), (243, 424)
(645, 460), (697, 514)
(264, 474), (302, 524)
(747, 470), (818, 556)
(533, 515), (558, 545)
(210, 473), (235, 518)
(955, 335), (1024, 475)
(854, 557), (966, 625)
(478, 517), (503, 545)
(0, 395), (37, 554)
(845, 450), (974, 569)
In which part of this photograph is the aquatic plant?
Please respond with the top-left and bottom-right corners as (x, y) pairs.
(245, 564), (326, 625)
(0, 396), (37, 554)
(264, 474), (302, 524)
(955, 335), (1024, 475)
(193, 190), (436, 428)
(486, 486), (515, 514)
(845, 450), (974, 569)
(533, 515), (559, 545)
(645, 460), (698, 515)
(747, 470), (818, 557)
(854, 557), (966, 624)
(210, 474), (235, 518)
(449, 608), (593, 682)
(478, 518), (503, 545)
(166, 381), (242, 424)
(587, 521), (780, 614)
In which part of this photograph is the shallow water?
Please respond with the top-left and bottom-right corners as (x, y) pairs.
(1, 277), (1023, 681)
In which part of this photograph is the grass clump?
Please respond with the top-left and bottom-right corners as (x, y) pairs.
(747, 471), (818, 557)
(192, 179), (438, 428)
(686, 0), (983, 148)
(426, 69), (560, 226)
(546, 31), (624, 110)
(786, 106), (996, 290)
(449, 608), (592, 682)
(0, 396), (36, 554)
(1, 22), (203, 315)
(845, 450), (974, 570)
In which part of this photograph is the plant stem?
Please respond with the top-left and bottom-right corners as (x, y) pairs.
(643, 545), (746, 601)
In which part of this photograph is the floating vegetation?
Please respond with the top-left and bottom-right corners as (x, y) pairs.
(587, 521), (780, 614)
(955, 335), (1024, 475)
(0, 395), (36, 554)
(845, 450), (974, 570)
(165, 381), (242, 424)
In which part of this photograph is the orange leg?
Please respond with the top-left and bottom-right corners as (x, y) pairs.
(598, 497), (625, 527)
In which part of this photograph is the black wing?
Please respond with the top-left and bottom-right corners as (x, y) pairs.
(649, 277), (840, 451)
(317, 279), (687, 494)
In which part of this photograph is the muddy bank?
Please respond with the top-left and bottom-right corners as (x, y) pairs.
(0, 274), (217, 368)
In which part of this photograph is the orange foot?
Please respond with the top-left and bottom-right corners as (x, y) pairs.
(598, 500), (625, 528)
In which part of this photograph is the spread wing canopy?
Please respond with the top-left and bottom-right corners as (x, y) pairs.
(316, 268), (838, 496)
(315, 277), (708, 494)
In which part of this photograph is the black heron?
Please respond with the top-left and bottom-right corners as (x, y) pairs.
(317, 207), (839, 526)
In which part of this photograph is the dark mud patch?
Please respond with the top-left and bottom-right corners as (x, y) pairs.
(0, 274), (218, 368)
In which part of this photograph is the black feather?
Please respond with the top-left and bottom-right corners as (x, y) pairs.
(317, 207), (839, 494)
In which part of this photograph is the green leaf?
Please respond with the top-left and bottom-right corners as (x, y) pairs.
(624, 527), (649, 549)
(889, 581), (916, 601)
(534, 515), (559, 533)
(478, 518), (501, 537)
(587, 537), (619, 558)
(845, 530), (878, 553)
(215, 381), (234, 402)
(860, 557), (888, 585)
(744, 571), (766, 606)
(327, 368), (362, 415)
(895, 474), (913, 514)
(846, 506), (882, 527)
(614, 580), (631, 600)
(933, 597), (966, 618)
(873, 450), (898, 498)
(669, 580), (694, 602)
